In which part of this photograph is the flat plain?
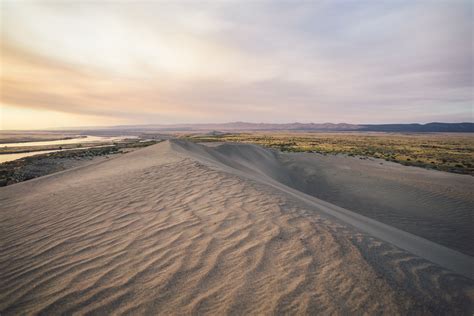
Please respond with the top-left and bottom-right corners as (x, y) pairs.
(186, 132), (474, 175)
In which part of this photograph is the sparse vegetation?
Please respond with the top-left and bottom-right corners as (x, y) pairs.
(184, 132), (474, 175)
(0, 140), (160, 186)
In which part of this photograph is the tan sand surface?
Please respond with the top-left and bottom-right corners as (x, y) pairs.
(1, 140), (473, 314)
(278, 151), (474, 256)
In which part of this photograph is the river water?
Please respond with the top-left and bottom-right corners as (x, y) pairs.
(0, 136), (134, 163)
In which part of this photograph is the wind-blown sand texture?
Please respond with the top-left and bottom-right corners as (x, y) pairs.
(1, 140), (473, 315)
(277, 152), (474, 256)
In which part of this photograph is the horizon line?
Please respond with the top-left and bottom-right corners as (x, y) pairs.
(1, 121), (473, 132)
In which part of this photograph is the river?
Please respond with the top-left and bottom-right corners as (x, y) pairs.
(0, 136), (135, 163)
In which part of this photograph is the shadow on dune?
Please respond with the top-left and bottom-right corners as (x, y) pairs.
(171, 140), (474, 278)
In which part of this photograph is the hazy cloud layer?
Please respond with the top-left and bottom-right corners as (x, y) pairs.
(1, 0), (472, 128)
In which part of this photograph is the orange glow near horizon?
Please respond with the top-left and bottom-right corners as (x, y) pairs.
(0, 103), (128, 130)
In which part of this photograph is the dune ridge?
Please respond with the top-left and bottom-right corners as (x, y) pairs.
(170, 140), (474, 278)
(1, 140), (473, 314)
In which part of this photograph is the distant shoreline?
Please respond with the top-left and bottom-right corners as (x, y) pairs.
(0, 140), (159, 186)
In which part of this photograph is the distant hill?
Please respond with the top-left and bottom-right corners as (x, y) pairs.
(55, 122), (474, 135)
(97, 122), (473, 133)
(359, 122), (474, 133)
(104, 122), (361, 131)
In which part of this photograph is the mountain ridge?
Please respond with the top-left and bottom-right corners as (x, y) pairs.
(80, 122), (474, 133)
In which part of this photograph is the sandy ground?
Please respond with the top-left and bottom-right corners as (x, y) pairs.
(1, 147), (138, 186)
(1, 140), (473, 315)
(200, 141), (474, 255)
(279, 152), (474, 256)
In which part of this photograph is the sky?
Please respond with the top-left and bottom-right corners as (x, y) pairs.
(1, 0), (472, 130)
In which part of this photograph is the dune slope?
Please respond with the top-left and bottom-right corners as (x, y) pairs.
(1, 140), (473, 315)
(277, 152), (474, 256)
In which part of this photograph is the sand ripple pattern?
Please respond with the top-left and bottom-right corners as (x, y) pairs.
(0, 142), (472, 315)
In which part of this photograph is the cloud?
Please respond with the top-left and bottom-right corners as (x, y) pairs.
(1, 0), (472, 127)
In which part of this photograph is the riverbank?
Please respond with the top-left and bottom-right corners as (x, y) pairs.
(0, 141), (159, 186)
(0, 132), (82, 144)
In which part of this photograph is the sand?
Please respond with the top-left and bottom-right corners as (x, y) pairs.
(198, 141), (474, 255)
(1, 140), (473, 315)
(278, 152), (474, 256)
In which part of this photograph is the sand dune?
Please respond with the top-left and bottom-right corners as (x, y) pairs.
(188, 141), (474, 262)
(1, 140), (473, 314)
(277, 152), (474, 256)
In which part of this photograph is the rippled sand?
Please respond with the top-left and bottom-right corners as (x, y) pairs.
(1, 141), (472, 314)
